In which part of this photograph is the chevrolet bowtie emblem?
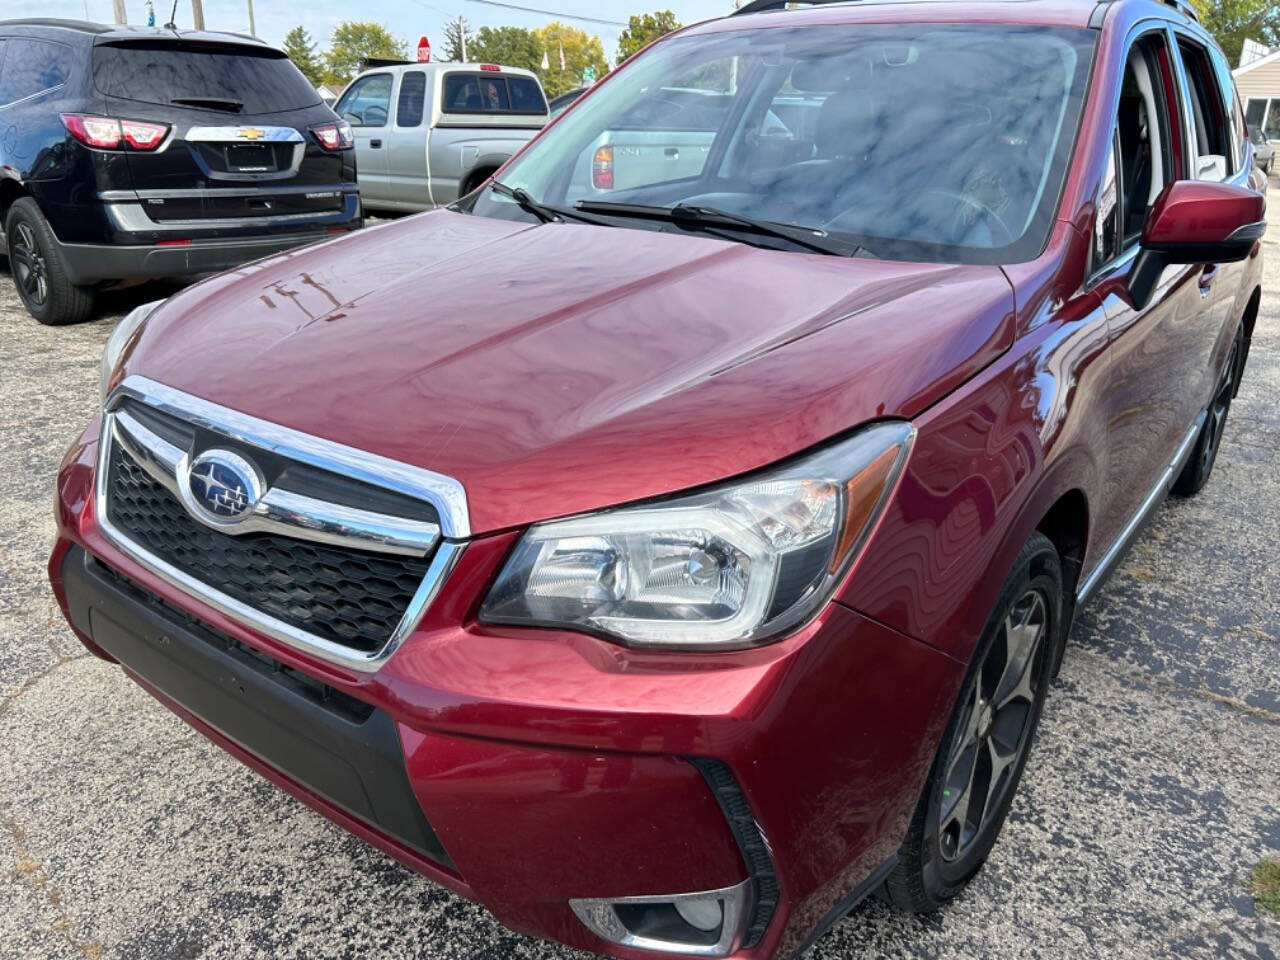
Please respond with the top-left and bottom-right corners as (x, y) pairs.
(237, 128), (265, 141)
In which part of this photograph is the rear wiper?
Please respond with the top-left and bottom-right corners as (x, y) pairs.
(573, 200), (860, 257)
(170, 97), (245, 112)
(489, 181), (614, 226)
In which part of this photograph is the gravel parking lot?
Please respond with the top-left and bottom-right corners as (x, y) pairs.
(1, 205), (1278, 960)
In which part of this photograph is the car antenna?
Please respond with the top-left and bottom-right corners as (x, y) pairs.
(163, 0), (180, 29)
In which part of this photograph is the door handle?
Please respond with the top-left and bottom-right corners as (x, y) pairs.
(370, 139), (383, 148)
(664, 147), (679, 158)
(1198, 263), (1218, 295)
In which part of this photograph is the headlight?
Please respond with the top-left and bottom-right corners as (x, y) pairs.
(100, 300), (164, 404)
(480, 422), (914, 649)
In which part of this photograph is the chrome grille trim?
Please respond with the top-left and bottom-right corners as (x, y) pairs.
(95, 376), (471, 672)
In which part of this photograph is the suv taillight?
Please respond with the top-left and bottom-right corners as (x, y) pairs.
(61, 114), (169, 151)
(592, 145), (614, 190)
(311, 120), (355, 152)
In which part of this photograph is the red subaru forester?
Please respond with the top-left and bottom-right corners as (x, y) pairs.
(50, 0), (1265, 955)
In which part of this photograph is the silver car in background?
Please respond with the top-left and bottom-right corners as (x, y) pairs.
(335, 63), (549, 212)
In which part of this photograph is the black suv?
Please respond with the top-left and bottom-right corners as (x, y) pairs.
(0, 19), (361, 325)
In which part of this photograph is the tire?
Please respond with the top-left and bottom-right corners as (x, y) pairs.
(461, 168), (497, 198)
(884, 531), (1062, 912)
(1171, 324), (1242, 497)
(4, 197), (96, 326)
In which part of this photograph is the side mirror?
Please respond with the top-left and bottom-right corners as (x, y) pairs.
(1127, 180), (1266, 309)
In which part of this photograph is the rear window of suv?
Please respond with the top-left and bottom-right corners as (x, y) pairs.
(92, 42), (320, 114)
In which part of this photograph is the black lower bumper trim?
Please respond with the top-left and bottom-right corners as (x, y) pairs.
(688, 757), (780, 948)
(54, 230), (349, 284)
(60, 546), (453, 870)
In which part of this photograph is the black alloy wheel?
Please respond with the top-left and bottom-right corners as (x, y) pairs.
(884, 531), (1062, 912)
(4, 197), (96, 325)
(937, 588), (1048, 862)
(10, 221), (48, 307)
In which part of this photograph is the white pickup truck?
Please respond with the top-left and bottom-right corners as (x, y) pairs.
(335, 62), (549, 212)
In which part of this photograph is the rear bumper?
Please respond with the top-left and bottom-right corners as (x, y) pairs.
(49, 189), (363, 283)
(49, 421), (964, 958)
(54, 229), (354, 284)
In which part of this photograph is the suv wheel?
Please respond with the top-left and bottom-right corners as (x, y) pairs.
(1171, 324), (1242, 497)
(5, 198), (96, 325)
(884, 532), (1062, 911)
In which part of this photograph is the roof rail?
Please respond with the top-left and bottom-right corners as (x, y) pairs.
(730, 0), (856, 16)
(1159, 0), (1199, 21)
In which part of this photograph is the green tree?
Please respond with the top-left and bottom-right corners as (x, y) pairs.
(467, 25), (543, 72)
(443, 15), (473, 62)
(533, 21), (609, 97)
(1192, 0), (1279, 66)
(324, 21), (409, 85)
(283, 26), (325, 86)
(616, 10), (681, 65)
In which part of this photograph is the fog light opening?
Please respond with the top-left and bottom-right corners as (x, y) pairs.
(569, 880), (751, 956)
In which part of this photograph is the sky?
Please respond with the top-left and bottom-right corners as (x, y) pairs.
(13, 0), (736, 66)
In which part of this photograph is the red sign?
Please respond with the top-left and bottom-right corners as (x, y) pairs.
(417, 36), (431, 63)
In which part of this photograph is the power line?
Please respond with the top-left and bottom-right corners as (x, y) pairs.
(460, 0), (626, 27)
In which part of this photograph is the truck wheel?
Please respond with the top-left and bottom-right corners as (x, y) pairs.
(5, 197), (96, 326)
(884, 532), (1062, 912)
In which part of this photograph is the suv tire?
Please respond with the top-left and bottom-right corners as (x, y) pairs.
(884, 531), (1062, 912)
(1172, 324), (1242, 497)
(5, 197), (96, 326)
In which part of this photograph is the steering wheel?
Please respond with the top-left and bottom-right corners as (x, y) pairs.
(920, 188), (1015, 247)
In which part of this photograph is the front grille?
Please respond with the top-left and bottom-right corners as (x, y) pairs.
(93, 558), (375, 724)
(106, 443), (433, 654)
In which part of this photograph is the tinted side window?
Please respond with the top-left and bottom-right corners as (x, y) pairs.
(1177, 38), (1233, 180)
(336, 73), (392, 127)
(396, 71), (426, 127)
(0, 39), (72, 107)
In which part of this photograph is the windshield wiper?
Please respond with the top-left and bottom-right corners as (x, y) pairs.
(573, 200), (860, 257)
(170, 96), (245, 112)
(489, 181), (615, 226)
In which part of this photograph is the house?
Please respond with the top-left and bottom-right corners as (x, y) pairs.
(316, 83), (344, 108)
(1233, 47), (1280, 139)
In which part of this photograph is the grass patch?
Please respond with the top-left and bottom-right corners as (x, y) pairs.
(1251, 856), (1280, 920)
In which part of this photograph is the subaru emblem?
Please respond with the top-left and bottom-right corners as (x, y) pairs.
(186, 449), (262, 522)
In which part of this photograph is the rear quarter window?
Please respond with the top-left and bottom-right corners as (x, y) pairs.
(92, 42), (320, 113)
(443, 72), (546, 115)
(0, 39), (73, 107)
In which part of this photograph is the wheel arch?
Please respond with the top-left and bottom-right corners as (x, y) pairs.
(1234, 285), (1261, 397)
(0, 177), (29, 228)
(460, 163), (502, 198)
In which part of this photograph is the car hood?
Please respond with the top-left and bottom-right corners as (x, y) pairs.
(124, 210), (1015, 535)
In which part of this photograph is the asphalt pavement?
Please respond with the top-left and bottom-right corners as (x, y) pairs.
(1, 206), (1277, 960)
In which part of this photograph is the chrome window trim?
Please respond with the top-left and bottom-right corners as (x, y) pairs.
(109, 375), (470, 538)
(96, 376), (472, 672)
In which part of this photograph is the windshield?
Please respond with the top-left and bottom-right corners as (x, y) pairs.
(463, 23), (1095, 263)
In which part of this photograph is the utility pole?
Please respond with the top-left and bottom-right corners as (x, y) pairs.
(190, 0), (205, 29)
(112, 0), (127, 23)
(459, 15), (467, 62)
(246, 0), (256, 36)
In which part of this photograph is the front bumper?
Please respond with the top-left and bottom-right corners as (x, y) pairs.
(50, 420), (963, 958)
